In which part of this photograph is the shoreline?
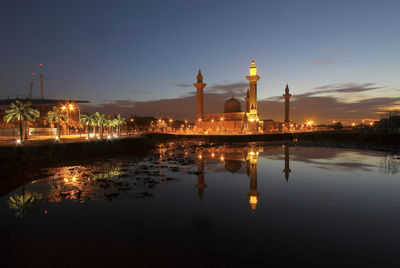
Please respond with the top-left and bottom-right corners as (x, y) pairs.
(1, 131), (399, 197)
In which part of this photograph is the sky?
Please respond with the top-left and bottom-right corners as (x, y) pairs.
(1, 0), (399, 123)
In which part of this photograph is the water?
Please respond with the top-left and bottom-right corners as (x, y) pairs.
(1, 142), (400, 267)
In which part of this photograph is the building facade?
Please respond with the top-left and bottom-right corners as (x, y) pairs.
(194, 60), (289, 134)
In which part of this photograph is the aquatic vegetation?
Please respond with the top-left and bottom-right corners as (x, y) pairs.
(7, 190), (42, 218)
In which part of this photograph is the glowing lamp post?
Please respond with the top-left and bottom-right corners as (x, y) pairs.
(198, 118), (202, 133)
(61, 106), (69, 135)
(169, 119), (173, 133)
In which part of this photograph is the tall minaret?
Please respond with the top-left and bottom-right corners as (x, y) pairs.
(194, 70), (206, 122)
(282, 145), (291, 181)
(246, 60), (260, 118)
(245, 88), (250, 113)
(283, 84), (292, 123)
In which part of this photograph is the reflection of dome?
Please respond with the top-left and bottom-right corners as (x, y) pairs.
(224, 160), (242, 173)
(224, 97), (242, 113)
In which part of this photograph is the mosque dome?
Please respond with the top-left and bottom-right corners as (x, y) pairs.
(224, 97), (242, 113)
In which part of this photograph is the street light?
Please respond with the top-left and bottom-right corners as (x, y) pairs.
(198, 118), (202, 133)
(61, 106), (69, 135)
(69, 104), (81, 136)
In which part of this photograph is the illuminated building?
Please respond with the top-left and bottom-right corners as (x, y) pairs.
(194, 60), (288, 134)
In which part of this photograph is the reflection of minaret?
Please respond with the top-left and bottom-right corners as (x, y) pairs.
(246, 151), (259, 211)
(282, 145), (291, 181)
(194, 157), (207, 200)
(194, 70), (207, 123)
(283, 84), (292, 123)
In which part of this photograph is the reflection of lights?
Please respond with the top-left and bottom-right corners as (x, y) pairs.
(249, 195), (258, 210)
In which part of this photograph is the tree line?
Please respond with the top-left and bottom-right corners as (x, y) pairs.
(3, 100), (126, 141)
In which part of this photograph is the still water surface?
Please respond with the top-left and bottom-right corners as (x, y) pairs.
(1, 142), (400, 267)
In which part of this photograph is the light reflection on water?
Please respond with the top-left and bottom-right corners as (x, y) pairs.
(1, 142), (400, 267)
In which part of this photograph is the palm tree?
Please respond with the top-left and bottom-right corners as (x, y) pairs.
(47, 106), (69, 138)
(3, 100), (40, 140)
(114, 114), (126, 137)
(106, 114), (116, 136)
(80, 113), (96, 138)
(94, 112), (107, 139)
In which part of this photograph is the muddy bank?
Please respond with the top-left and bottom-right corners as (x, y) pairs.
(145, 132), (400, 151)
(0, 137), (154, 196)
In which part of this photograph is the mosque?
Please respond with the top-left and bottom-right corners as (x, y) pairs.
(194, 144), (292, 211)
(194, 60), (292, 133)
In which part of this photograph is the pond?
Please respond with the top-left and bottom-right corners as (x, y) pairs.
(1, 142), (400, 267)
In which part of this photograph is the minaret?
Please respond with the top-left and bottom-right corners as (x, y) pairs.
(193, 70), (206, 123)
(246, 150), (259, 211)
(246, 60), (260, 118)
(245, 88), (250, 113)
(283, 84), (292, 123)
(194, 156), (207, 200)
(282, 145), (291, 181)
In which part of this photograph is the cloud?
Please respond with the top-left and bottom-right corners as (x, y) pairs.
(311, 83), (381, 95)
(81, 82), (400, 124)
(173, 83), (193, 88)
(207, 82), (248, 94)
(311, 59), (334, 66)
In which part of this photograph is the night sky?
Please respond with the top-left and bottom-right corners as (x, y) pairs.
(1, 0), (399, 123)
